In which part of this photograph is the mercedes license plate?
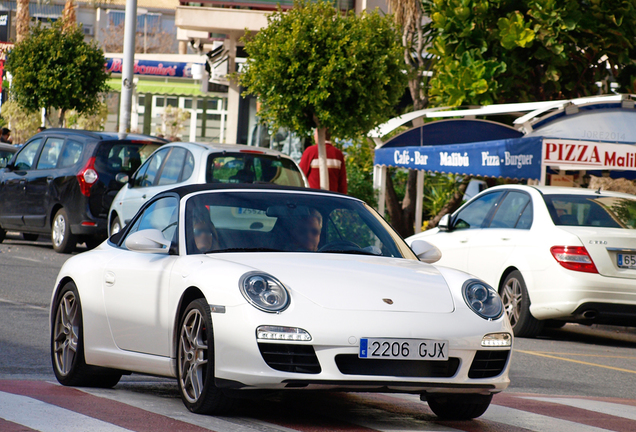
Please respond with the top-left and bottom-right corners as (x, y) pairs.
(617, 254), (636, 269)
(359, 338), (448, 361)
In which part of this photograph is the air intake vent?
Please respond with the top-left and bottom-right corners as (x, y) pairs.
(258, 343), (321, 374)
(468, 350), (510, 378)
(335, 355), (460, 378)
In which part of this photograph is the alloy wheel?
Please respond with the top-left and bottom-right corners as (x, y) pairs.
(179, 308), (209, 403)
(52, 291), (79, 376)
(501, 277), (522, 328)
(52, 213), (67, 248)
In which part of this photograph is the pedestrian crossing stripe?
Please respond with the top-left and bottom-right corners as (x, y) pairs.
(1, 380), (636, 432)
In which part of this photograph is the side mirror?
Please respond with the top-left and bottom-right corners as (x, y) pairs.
(438, 214), (451, 232)
(115, 173), (129, 184)
(125, 229), (170, 254)
(410, 240), (442, 263)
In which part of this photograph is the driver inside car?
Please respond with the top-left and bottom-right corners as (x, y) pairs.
(288, 208), (322, 252)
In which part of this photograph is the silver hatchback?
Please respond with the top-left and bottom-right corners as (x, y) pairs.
(108, 142), (308, 235)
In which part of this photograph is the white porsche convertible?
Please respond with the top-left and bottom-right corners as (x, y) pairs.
(50, 184), (512, 420)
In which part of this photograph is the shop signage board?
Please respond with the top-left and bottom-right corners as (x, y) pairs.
(105, 58), (204, 79)
(543, 138), (636, 171)
(374, 136), (543, 180)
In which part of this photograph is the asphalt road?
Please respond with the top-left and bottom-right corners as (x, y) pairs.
(1, 231), (636, 399)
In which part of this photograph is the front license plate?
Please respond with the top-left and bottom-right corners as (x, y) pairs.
(618, 254), (636, 269)
(359, 338), (448, 361)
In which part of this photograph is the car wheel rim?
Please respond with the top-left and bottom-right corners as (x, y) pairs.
(52, 291), (79, 376)
(52, 214), (66, 248)
(111, 222), (121, 235)
(502, 278), (522, 328)
(179, 308), (209, 404)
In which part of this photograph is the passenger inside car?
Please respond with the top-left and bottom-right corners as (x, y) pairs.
(191, 207), (220, 253)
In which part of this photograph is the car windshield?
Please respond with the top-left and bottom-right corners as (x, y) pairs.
(206, 153), (305, 187)
(543, 194), (636, 229)
(185, 191), (414, 258)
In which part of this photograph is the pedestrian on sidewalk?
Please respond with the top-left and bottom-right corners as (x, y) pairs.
(299, 129), (347, 194)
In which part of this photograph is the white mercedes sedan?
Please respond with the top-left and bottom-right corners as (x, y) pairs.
(50, 184), (512, 420)
(407, 185), (636, 338)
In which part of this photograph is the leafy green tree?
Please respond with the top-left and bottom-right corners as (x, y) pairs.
(240, 0), (407, 190)
(424, 0), (636, 106)
(383, 0), (636, 236)
(5, 19), (109, 127)
(339, 138), (378, 207)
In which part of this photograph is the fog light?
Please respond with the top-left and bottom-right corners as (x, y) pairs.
(481, 333), (512, 347)
(256, 326), (312, 341)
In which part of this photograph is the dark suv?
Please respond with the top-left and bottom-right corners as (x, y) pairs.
(0, 129), (165, 253)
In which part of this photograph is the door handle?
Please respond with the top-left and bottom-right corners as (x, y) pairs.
(459, 238), (468, 243)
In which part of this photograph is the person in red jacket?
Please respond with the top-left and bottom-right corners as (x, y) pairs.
(299, 130), (347, 193)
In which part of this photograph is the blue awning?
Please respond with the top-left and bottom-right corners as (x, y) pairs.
(374, 136), (543, 180)
(380, 119), (523, 148)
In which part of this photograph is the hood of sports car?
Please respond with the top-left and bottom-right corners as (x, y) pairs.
(218, 253), (455, 313)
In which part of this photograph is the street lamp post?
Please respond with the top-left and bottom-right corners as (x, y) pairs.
(118, 0), (138, 135)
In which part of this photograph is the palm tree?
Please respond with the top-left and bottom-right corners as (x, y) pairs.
(62, 0), (77, 31)
(16, 0), (30, 43)
(387, 0), (433, 111)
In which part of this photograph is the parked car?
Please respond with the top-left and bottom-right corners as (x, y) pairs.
(0, 129), (165, 252)
(0, 143), (17, 168)
(108, 142), (308, 235)
(407, 185), (636, 337)
(51, 184), (512, 420)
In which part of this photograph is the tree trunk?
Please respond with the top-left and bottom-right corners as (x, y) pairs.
(16, 0), (30, 43)
(385, 169), (418, 238)
(384, 0), (433, 236)
(313, 116), (330, 190)
(63, 0), (77, 31)
(58, 108), (66, 128)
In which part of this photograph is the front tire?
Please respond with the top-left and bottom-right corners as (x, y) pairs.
(500, 270), (543, 337)
(51, 282), (121, 388)
(177, 299), (234, 414)
(52, 208), (77, 253)
(426, 393), (493, 420)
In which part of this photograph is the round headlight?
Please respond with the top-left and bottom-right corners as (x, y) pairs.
(462, 279), (503, 320)
(240, 272), (290, 313)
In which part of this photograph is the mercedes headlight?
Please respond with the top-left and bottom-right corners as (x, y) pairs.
(240, 272), (290, 313)
(462, 279), (503, 320)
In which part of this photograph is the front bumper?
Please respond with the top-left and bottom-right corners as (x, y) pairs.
(209, 303), (512, 395)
